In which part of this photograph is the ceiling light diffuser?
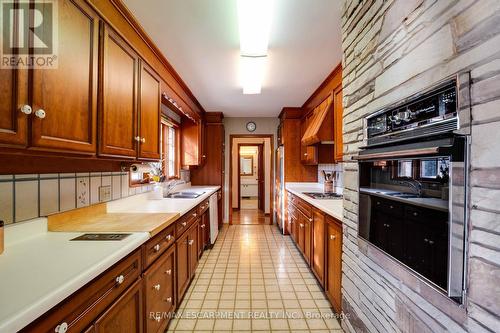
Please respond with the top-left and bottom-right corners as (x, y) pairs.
(237, 0), (274, 56)
(240, 56), (267, 95)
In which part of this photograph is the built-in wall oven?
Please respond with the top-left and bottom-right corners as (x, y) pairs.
(356, 77), (471, 303)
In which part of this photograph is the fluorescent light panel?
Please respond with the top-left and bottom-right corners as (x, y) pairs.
(237, 0), (273, 94)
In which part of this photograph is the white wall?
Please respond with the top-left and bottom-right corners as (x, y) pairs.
(223, 117), (279, 222)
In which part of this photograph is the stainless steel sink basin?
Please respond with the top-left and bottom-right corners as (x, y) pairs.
(164, 191), (205, 199)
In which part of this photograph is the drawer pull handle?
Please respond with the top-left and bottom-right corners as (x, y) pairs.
(192, 213), (197, 217)
(165, 269), (172, 275)
(428, 240), (434, 245)
(330, 235), (336, 240)
(413, 212), (418, 216)
(182, 221), (187, 226)
(153, 284), (161, 291)
(115, 275), (125, 285)
(166, 297), (172, 303)
(200, 205), (204, 209)
(166, 234), (172, 241)
(55, 322), (68, 333)
(390, 205), (394, 209)
(299, 223), (304, 228)
(154, 244), (160, 252)
(308, 218), (313, 222)
(201, 224), (205, 228)
(188, 239), (194, 246)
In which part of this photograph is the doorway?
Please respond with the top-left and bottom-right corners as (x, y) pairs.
(229, 135), (274, 225)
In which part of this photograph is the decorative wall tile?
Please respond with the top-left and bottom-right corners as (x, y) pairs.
(101, 175), (111, 187)
(0, 181), (14, 224)
(59, 178), (76, 212)
(40, 179), (59, 216)
(15, 180), (39, 222)
(76, 177), (90, 208)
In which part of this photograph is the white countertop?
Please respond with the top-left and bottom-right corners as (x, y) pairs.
(285, 183), (343, 221)
(0, 184), (220, 332)
(360, 187), (448, 211)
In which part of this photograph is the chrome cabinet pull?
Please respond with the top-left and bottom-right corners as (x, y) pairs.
(20, 105), (32, 115)
(35, 109), (46, 119)
(115, 275), (125, 285)
(188, 239), (194, 246)
(166, 234), (172, 241)
(165, 269), (172, 275)
(182, 221), (187, 226)
(201, 224), (205, 228)
(154, 244), (160, 252)
(153, 284), (161, 291)
(54, 322), (68, 333)
(166, 297), (172, 303)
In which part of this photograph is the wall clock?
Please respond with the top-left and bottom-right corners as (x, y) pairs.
(246, 121), (257, 132)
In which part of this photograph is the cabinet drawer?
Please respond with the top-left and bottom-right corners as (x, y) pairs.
(144, 246), (175, 333)
(23, 250), (142, 333)
(373, 197), (403, 216)
(198, 199), (209, 215)
(143, 224), (175, 269)
(296, 198), (312, 219)
(176, 208), (198, 236)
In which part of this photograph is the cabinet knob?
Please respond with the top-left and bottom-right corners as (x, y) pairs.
(20, 104), (32, 115)
(34, 109), (46, 119)
(154, 244), (160, 252)
(193, 213), (197, 217)
(201, 224), (205, 228)
(330, 235), (336, 240)
(188, 239), (194, 246)
(141, 137), (146, 143)
(389, 205), (394, 209)
(413, 212), (418, 216)
(428, 239), (434, 245)
(166, 297), (172, 303)
(376, 201), (380, 205)
(166, 234), (172, 241)
(135, 136), (141, 142)
(165, 269), (172, 275)
(304, 153), (308, 156)
(153, 284), (161, 291)
(182, 221), (187, 226)
(202, 155), (206, 158)
(299, 223), (304, 228)
(309, 218), (313, 222)
(115, 275), (125, 285)
(55, 322), (68, 333)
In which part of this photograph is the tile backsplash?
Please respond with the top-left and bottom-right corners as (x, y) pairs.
(0, 172), (153, 225)
(317, 163), (344, 188)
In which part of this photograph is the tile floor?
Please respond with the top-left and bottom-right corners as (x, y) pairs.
(168, 225), (343, 332)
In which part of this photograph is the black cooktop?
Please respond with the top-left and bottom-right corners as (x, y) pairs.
(303, 192), (343, 200)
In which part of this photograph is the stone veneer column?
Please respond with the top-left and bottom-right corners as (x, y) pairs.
(339, 0), (500, 332)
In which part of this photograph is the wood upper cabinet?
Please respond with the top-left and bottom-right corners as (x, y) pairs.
(311, 208), (325, 287)
(181, 118), (204, 167)
(0, 63), (28, 147)
(300, 118), (318, 165)
(138, 61), (161, 160)
(333, 85), (343, 162)
(30, 0), (99, 154)
(93, 279), (143, 333)
(326, 216), (342, 313)
(99, 24), (139, 159)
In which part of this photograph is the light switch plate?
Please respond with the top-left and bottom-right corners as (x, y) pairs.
(99, 185), (111, 202)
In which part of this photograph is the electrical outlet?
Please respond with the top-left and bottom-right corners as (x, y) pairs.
(99, 185), (111, 202)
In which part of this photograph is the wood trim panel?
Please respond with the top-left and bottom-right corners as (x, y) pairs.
(302, 63), (342, 112)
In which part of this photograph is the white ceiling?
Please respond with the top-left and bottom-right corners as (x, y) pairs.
(123, 0), (342, 117)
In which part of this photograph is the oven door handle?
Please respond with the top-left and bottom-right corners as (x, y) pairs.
(352, 147), (440, 160)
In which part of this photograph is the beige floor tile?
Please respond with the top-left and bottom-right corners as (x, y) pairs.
(270, 318), (289, 330)
(252, 319), (271, 330)
(194, 318), (215, 330)
(288, 318), (309, 330)
(213, 319), (233, 331)
(233, 318), (252, 331)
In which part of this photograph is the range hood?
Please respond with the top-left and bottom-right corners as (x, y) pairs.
(301, 95), (334, 146)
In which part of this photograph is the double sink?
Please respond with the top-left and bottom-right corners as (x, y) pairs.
(164, 191), (206, 199)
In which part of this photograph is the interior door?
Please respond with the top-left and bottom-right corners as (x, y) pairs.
(257, 143), (265, 211)
(30, 0), (99, 154)
(99, 24), (138, 158)
(138, 61), (161, 160)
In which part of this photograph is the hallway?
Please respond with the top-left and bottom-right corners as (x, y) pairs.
(232, 209), (270, 225)
(168, 225), (343, 332)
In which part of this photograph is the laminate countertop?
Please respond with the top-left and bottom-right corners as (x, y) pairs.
(285, 183), (344, 221)
(0, 185), (220, 332)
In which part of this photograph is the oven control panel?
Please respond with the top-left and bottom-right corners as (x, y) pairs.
(366, 81), (457, 146)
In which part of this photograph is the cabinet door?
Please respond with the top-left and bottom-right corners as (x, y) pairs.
(198, 216), (205, 257)
(99, 24), (138, 158)
(304, 217), (311, 265)
(333, 85), (343, 162)
(297, 213), (305, 254)
(188, 223), (199, 279)
(94, 279), (143, 333)
(326, 220), (342, 312)
(138, 61), (161, 160)
(176, 232), (190, 301)
(311, 209), (325, 286)
(0, 64), (28, 146)
(30, 0), (99, 154)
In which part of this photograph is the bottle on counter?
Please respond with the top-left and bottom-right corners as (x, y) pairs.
(0, 220), (4, 255)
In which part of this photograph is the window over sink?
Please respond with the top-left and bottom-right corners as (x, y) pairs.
(162, 119), (180, 179)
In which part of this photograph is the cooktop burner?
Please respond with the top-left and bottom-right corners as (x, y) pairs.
(303, 192), (343, 200)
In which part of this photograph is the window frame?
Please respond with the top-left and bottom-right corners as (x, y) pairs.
(161, 118), (180, 180)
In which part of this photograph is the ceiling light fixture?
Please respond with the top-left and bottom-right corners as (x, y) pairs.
(237, 0), (274, 94)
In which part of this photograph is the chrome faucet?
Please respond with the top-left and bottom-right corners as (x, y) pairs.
(399, 178), (423, 197)
(163, 179), (185, 196)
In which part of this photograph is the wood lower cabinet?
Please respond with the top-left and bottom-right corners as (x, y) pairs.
(198, 209), (210, 257)
(311, 208), (325, 287)
(93, 279), (143, 333)
(188, 222), (199, 280)
(99, 24), (139, 159)
(326, 216), (342, 312)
